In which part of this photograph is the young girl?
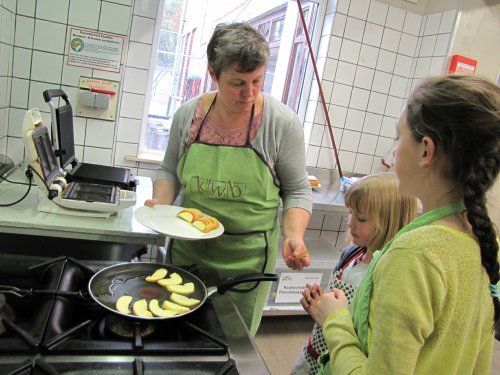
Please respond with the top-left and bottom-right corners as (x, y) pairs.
(302, 74), (500, 375)
(292, 172), (418, 374)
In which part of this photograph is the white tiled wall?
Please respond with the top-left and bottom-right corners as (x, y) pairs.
(305, 0), (456, 176)
(1, 0), (161, 178)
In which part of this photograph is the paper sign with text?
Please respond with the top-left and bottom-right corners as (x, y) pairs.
(68, 28), (124, 73)
(275, 272), (323, 303)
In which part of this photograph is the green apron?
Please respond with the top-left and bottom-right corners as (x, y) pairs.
(317, 202), (466, 375)
(169, 96), (281, 335)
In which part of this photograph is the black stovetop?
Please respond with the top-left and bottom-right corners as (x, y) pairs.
(0, 254), (238, 375)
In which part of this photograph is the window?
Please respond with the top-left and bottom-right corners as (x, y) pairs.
(140, 0), (324, 156)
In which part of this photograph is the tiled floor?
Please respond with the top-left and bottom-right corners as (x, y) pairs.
(254, 315), (500, 375)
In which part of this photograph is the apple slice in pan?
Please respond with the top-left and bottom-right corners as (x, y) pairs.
(149, 299), (178, 317)
(115, 295), (133, 314)
(170, 292), (200, 307)
(132, 299), (153, 317)
(145, 268), (168, 282)
(162, 300), (190, 314)
(166, 282), (195, 295)
(157, 272), (183, 286)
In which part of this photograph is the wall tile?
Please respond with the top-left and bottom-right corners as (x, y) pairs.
(344, 16), (365, 42)
(429, 56), (445, 75)
(73, 117), (87, 145)
(367, 91), (387, 115)
(375, 135), (394, 157)
(305, 144), (320, 167)
(322, 126), (342, 148)
(354, 153), (373, 174)
(99, 2), (131, 35)
(372, 70), (391, 94)
(367, 1), (387, 26)
(363, 22), (383, 47)
(12, 48), (31, 79)
(15, 16), (35, 48)
(385, 6), (405, 31)
(424, 13), (441, 35)
(318, 146), (338, 169)
(358, 44), (379, 68)
(36, 0), (69, 23)
(376, 50), (396, 73)
(379, 115), (396, 138)
(414, 57), (431, 78)
(340, 129), (360, 152)
(83, 146), (112, 165)
(327, 36), (342, 59)
(130, 15), (155, 44)
(419, 35), (437, 57)
(33, 19), (66, 54)
(1, 7), (14, 44)
(307, 211), (325, 230)
(6, 136), (23, 163)
(403, 12), (421, 36)
(123, 67), (148, 94)
(439, 10), (457, 34)
(345, 108), (365, 131)
(114, 141), (138, 167)
(133, 0), (160, 18)
(323, 213), (343, 231)
(331, 83), (352, 107)
(8, 108), (27, 137)
(335, 61), (356, 85)
(10, 78), (29, 109)
(353, 65), (374, 90)
(347, 0), (370, 20)
(381, 27), (401, 52)
(68, 0), (100, 29)
(389, 75), (407, 98)
(358, 131), (377, 155)
(398, 33), (417, 57)
(385, 96), (404, 117)
(17, 0), (36, 17)
(338, 150), (356, 172)
(85, 118), (115, 148)
(31, 51), (63, 84)
(328, 104), (347, 128)
(332, 13), (346, 37)
(393, 54), (412, 77)
(0, 43), (11, 76)
(120, 92), (145, 119)
(339, 39), (360, 63)
(309, 124), (324, 146)
(127, 42), (151, 69)
(434, 33), (450, 56)
(61, 56), (92, 86)
(349, 87), (369, 111)
(28, 81), (53, 110)
(363, 112), (382, 135)
(322, 12), (335, 37)
(336, 0), (350, 15)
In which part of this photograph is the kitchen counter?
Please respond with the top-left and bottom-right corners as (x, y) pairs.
(309, 167), (349, 213)
(0, 166), (166, 254)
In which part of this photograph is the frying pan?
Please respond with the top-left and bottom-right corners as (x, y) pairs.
(88, 262), (277, 320)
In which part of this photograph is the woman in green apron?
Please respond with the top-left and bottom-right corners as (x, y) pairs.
(147, 22), (312, 336)
(301, 75), (500, 374)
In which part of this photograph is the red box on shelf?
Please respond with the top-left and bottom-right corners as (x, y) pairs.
(449, 54), (477, 74)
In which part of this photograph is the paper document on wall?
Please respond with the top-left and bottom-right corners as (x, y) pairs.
(275, 273), (323, 303)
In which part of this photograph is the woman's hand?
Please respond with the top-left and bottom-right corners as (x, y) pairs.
(301, 284), (349, 326)
(282, 236), (310, 270)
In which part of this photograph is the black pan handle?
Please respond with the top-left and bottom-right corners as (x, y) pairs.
(43, 89), (70, 105)
(216, 273), (277, 295)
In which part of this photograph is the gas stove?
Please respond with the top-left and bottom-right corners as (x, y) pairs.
(0, 254), (269, 374)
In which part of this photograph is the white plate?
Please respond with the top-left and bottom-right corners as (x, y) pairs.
(134, 205), (224, 240)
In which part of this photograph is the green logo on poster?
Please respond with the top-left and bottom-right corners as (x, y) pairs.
(71, 38), (84, 52)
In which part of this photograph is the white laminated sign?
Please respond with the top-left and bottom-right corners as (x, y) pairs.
(275, 272), (323, 303)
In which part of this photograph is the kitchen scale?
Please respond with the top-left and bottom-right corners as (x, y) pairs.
(22, 108), (136, 215)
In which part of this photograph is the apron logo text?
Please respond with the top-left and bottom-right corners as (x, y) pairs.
(189, 176), (246, 199)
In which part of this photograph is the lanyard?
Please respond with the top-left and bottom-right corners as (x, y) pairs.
(351, 201), (466, 354)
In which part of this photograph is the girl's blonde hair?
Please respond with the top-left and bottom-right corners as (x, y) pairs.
(345, 172), (418, 250)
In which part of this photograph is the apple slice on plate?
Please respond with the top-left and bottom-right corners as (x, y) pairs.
(149, 299), (178, 317)
(145, 268), (168, 282)
(115, 295), (133, 314)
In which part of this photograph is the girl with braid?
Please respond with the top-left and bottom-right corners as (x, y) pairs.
(301, 74), (500, 375)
